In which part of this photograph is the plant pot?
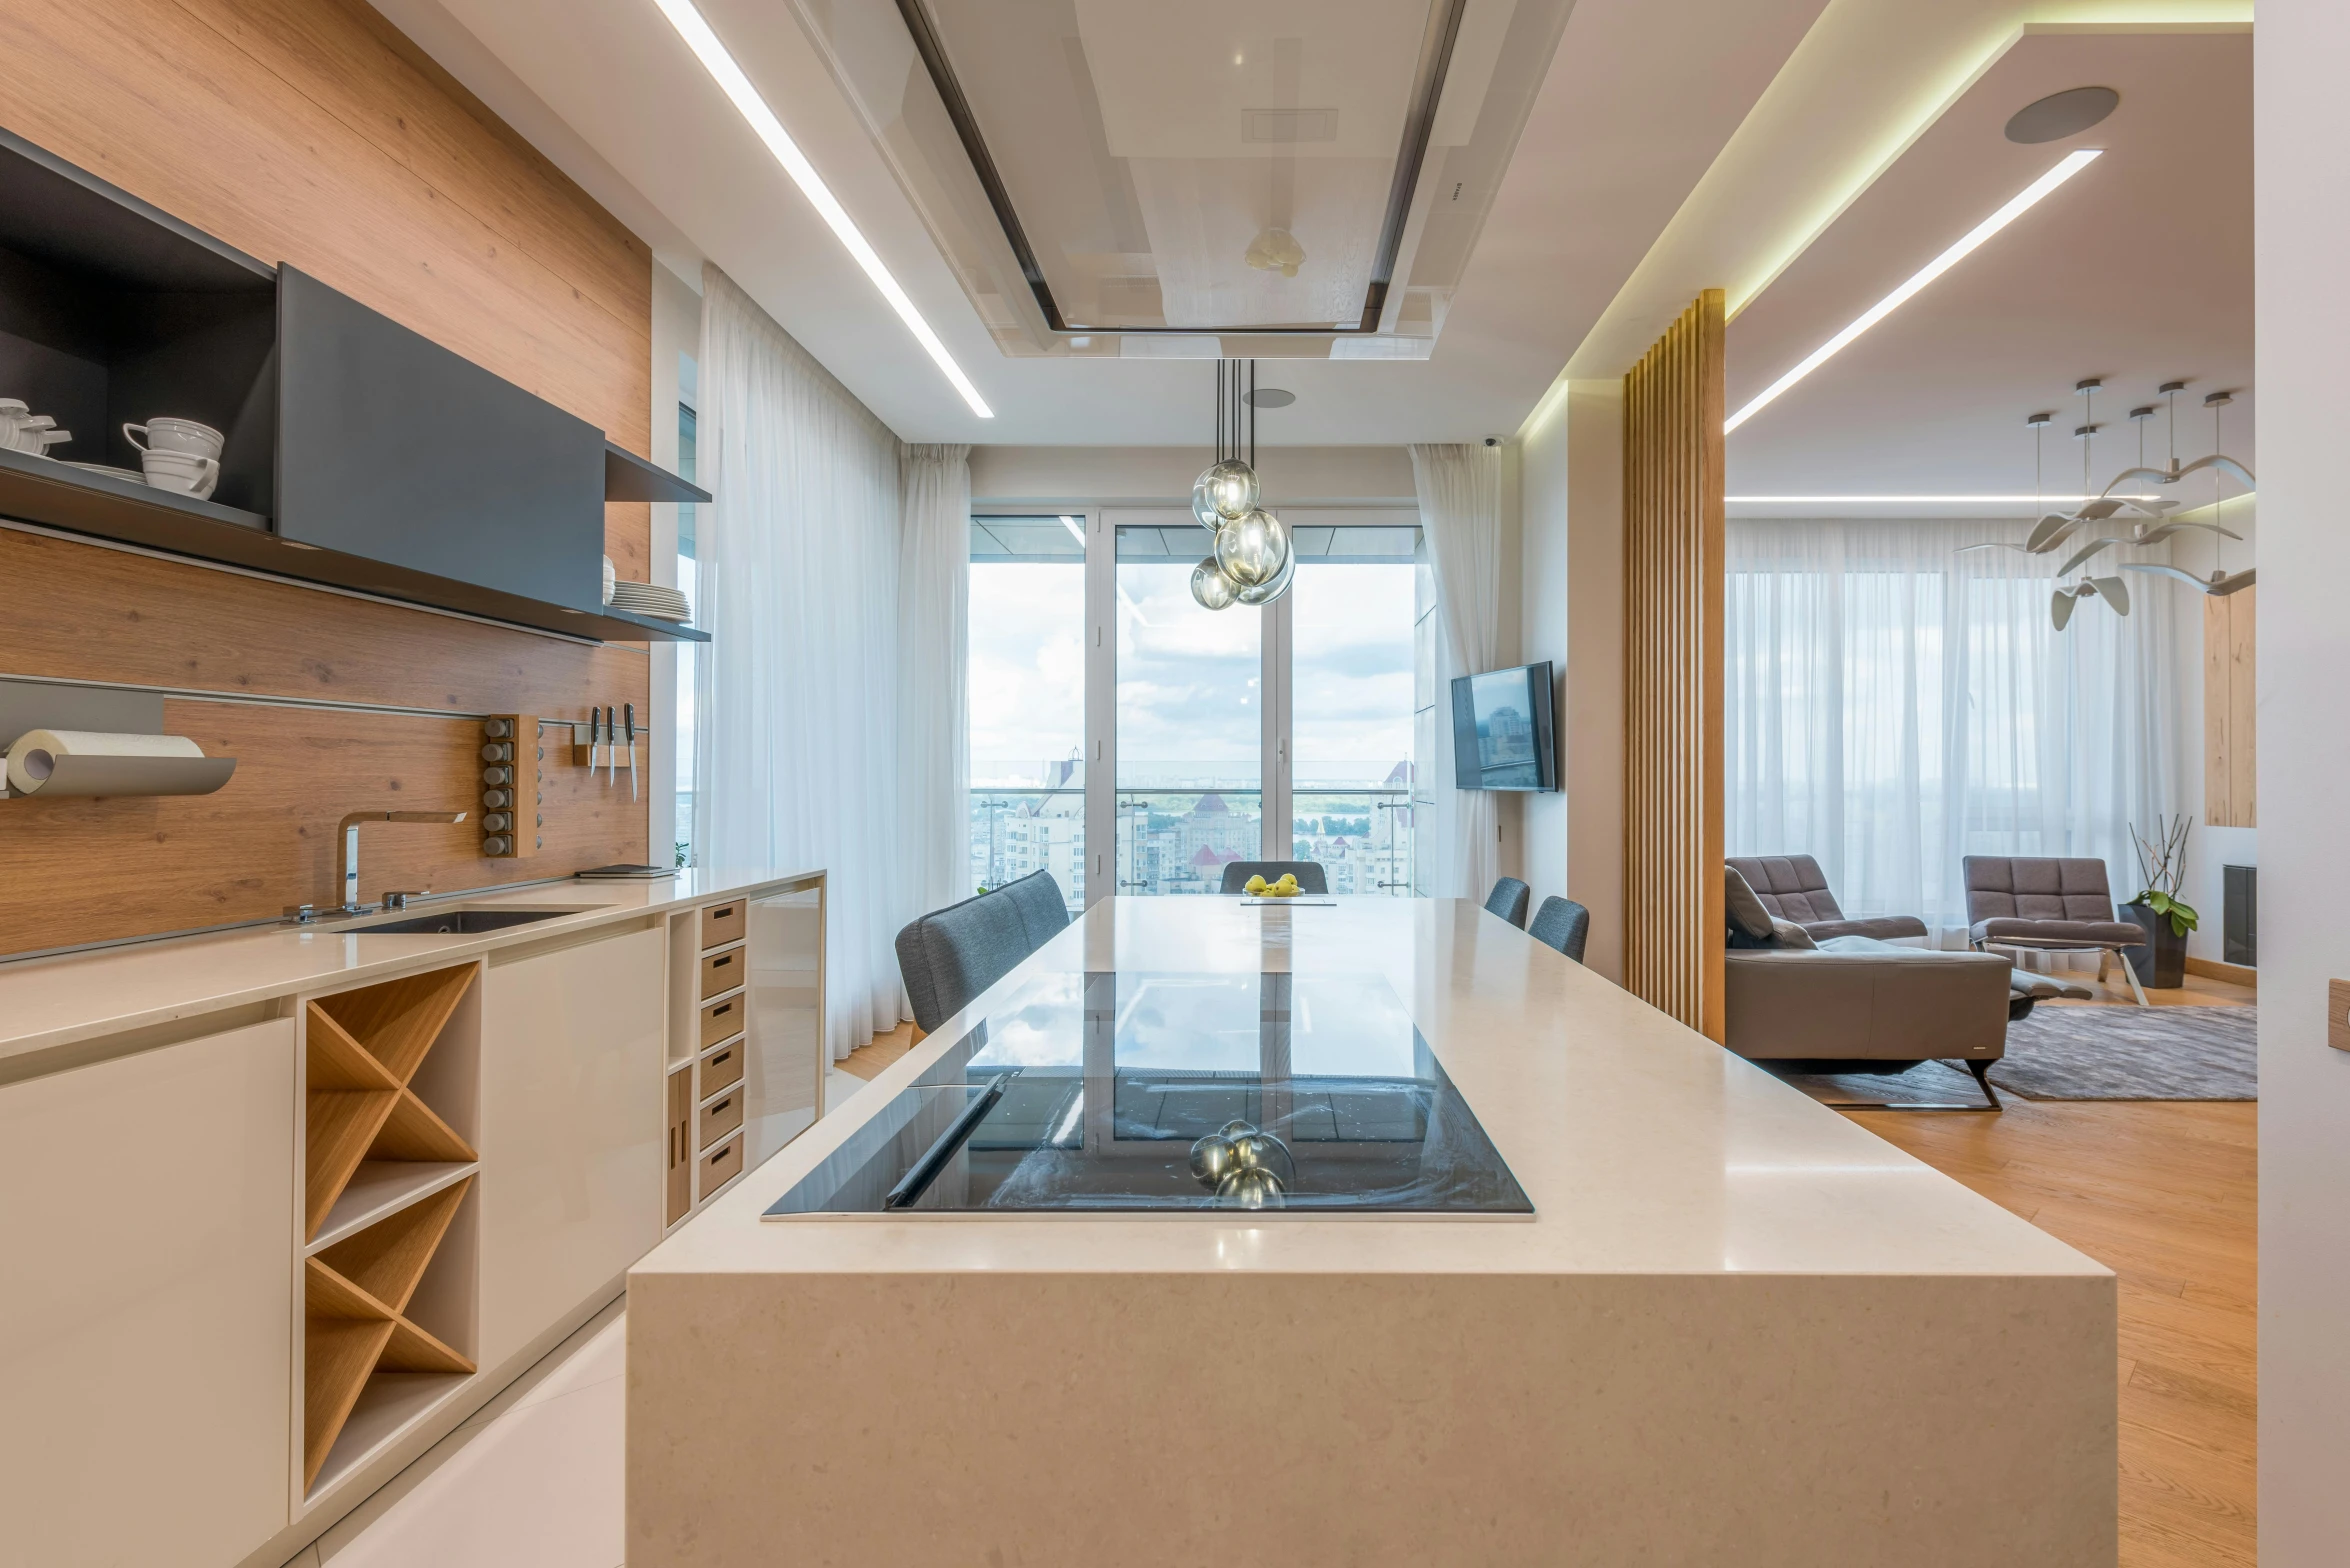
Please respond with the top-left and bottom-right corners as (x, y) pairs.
(2121, 900), (2187, 988)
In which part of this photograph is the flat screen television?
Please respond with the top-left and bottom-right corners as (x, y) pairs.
(1450, 662), (1557, 791)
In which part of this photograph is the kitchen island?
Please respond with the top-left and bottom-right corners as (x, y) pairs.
(628, 896), (2115, 1566)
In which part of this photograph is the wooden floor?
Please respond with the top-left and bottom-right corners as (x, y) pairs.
(839, 1021), (917, 1082)
(1846, 968), (2256, 1568)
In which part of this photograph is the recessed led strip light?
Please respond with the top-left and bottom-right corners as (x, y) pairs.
(650, 0), (994, 418)
(1724, 150), (2102, 435)
(1729, 494), (2160, 505)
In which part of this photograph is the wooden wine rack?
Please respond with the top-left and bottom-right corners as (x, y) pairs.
(302, 965), (480, 1490)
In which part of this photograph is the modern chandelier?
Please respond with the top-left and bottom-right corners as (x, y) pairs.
(1189, 360), (1293, 611)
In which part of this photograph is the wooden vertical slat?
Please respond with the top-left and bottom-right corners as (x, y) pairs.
(1620, 292), (1726, 1038)
(2202, 585), (2258, 828)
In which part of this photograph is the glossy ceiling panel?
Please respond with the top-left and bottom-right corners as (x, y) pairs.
(792, 0), (1573, 356)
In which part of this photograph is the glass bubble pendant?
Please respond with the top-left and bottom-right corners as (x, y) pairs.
(1190, 556), (1239, 611)
(1192, 458), (1259, 527)
(1233, 543), (1294, 605)
(1215, 507), (1288, 587)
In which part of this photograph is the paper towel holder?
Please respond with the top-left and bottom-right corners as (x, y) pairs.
(0, 679), (237, 799)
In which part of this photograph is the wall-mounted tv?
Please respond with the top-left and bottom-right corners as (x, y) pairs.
(1450, 662), (1557, 792)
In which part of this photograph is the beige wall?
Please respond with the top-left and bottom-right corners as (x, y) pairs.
(1512, 383), (1625, 980)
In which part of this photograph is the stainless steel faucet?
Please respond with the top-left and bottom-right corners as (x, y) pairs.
(336, 810), (467, 916)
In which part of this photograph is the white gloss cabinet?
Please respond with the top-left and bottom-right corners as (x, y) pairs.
(476, 923), (666, 1370)
(0, 1015), (297, 1567)
(743, 886), (825, 1172)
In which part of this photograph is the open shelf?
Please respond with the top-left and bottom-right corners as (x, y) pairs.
(301, 963), (481, 1490)
(308, 1372), (472, 1500)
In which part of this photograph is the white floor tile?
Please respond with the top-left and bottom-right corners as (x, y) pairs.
(318, 1317), (626, 1568)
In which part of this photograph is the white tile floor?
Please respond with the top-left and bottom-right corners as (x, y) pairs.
(284, 1068), (873, 1567)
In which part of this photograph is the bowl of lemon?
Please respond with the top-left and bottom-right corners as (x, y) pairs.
(1243, 873), (1302, 898)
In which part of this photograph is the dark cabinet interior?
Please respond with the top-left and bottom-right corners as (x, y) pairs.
(0, 126), (706, 644)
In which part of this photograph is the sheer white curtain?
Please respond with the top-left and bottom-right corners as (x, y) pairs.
(1726, 517), (2188, 937)
(696, 265), (907, 1057)
(897, 445), (971, 918)
(1410, 442), (1503, 899)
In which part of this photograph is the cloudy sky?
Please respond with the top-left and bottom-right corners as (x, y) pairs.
(968, 559), (1415, 789)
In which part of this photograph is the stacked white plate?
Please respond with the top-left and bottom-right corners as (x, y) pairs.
(608, 580), (692, 622)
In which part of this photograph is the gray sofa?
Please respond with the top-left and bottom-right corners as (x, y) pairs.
(1725, 936), (2015, 1107)
(1727, 855), (1929, 942)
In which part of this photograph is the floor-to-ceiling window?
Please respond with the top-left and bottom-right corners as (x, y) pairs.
(672, 369), (698, 868)
(969, 516), (1086, 909)
(1289, 522), (1421, 894)
(1112, 517), (1264, 895)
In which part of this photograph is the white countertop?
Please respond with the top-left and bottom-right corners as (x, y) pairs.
(0, 866), (823, 1065)
(642, 896), (2106, 1280)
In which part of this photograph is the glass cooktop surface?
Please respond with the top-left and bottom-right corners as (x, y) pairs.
(764, 970), (1531, 1218)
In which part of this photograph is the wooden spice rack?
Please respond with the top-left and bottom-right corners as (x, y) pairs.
(301, 965), (480, 1491)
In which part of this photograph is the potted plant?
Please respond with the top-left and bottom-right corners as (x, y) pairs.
(2122, 816), (2197, 988)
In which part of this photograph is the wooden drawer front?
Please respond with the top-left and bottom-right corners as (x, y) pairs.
(698, 994), (744, 1050)
(700, 1134), (743, 1196)
(700, 901), (743, 950)
(700, 1040), (743, 1097)
(699, 945), (745, 999)
(699, 1086), (744, 1149)
(665, 1068), (693, 1227)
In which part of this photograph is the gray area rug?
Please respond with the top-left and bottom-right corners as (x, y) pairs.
(1772, 1005), (2257, 1105)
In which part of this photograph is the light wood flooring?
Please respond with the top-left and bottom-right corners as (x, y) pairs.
(1846, 968), (2256, 1568)
(839, 1022), (918, 1082)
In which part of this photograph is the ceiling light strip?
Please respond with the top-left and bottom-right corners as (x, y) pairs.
(650, 0), (993, 418)
(1723, 150), (2101, 435)
(1729, 493), (2159, 505)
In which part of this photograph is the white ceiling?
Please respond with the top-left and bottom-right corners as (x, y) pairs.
(372, 0), (1829, 444)
(1723, 30), (2254, 512)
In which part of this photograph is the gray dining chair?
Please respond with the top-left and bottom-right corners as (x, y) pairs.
(1484, 876), (1531, 928)
(1219, 861), (1329, 894)
(894, 870), (1070, 1036)
(1529, 896), (1590, 963)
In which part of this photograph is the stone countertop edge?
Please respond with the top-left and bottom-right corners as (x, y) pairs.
(0, 866), (824, 1065)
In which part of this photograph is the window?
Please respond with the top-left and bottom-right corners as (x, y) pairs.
(1113, 519), (1263, 895)
(969, 516), (1086, 909)
(1289, 524), (1421, 895)
(673, 371), (698, 867)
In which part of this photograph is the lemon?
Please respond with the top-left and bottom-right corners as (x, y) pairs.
(1245, 875), (1268, 894)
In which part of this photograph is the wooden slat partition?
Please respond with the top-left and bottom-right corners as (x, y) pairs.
(2204, 585), (2256, 827)
(0, 0), (657, 954)
(1621, 292), (1726, 1040)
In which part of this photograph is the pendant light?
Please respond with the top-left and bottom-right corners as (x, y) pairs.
(1189, 360), (1292, 610)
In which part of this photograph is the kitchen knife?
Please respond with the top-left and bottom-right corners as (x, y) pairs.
(608, 706), (620, 785)
(624, 703), (638, 800)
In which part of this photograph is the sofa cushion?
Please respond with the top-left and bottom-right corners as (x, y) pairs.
(1727, 854), (1846, 925)
(1971, 916), (2146, 948)
(1769, 918), (1818, 949)
(1963, 855), (2121, 925)
(1724, 864), (1777, 941)
(1802, 914), (1930, 942)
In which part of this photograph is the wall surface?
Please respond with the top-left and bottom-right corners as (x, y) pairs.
(0, 0), (654, 954)
(2256, 2), (2349, 1558)
(1512, 383), (1625, 980)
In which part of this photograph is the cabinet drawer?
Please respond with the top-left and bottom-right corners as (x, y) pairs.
(699, 1086), (744, 1149)
(700, 1133), (743, 1196)
(700, 901), (743, 950)
(698, 993), (744, 1050)
(699, 945), (745, 999)
(699, 1039), (743, 1097)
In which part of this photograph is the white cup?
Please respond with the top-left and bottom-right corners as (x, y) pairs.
(124, 417), (224, 461)
(141, 447), (219, 499)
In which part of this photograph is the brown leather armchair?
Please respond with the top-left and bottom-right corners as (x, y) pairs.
(1727, 855), (1929, 942)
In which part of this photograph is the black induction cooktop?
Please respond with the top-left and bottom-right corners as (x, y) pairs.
(764, 970), (1531, 1218)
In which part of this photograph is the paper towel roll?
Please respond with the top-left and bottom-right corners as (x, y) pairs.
(7, 730), (204, 795)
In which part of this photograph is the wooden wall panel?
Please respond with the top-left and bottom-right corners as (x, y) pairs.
(1621, 292), (1726, 1041)
(0, 0), (659, 956)
(2204, 585), (2256, 827)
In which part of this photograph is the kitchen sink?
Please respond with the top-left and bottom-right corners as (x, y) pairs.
(356, 908), (576, 935)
